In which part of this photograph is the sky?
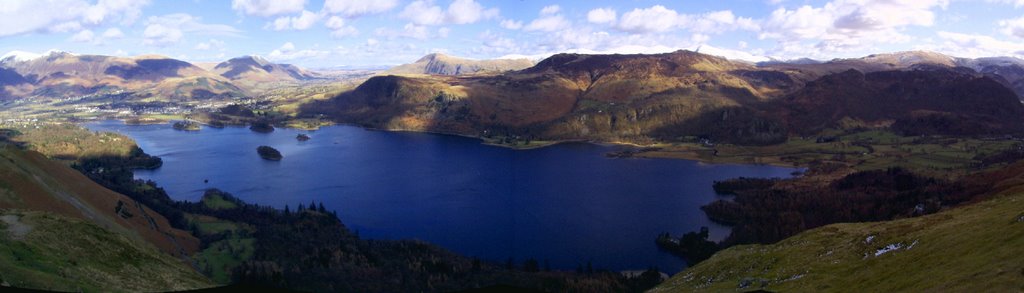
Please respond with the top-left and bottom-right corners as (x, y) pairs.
(2, 0), (1024, 68)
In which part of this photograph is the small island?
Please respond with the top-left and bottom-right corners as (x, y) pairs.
(296, 134), (311, 141)
(172, 120), (201, 131)
(257, 146), (283, 161)
(249, 121), (275, 133)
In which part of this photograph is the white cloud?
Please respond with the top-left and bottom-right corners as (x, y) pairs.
(231, 0), (305, 17)
(82, 0), (149, 25)
(540, 5), (560, 15)
(101, 27), (123, 39)
(69, 27), (122, 44)
(194, 39), (225, 51)
(70, 29), (95, 42)
(0, 0), (148, 38)
(1000, 16), (1024, 39)
(927, 31), (1024, 58)
(681, 10), (759, 34)
(281, 42), (295, 51)
(323, 0), (398, 17)
(376, 23), (440, 40)
(142, 14), (242, 46)
(500, 19), (522, 30)
(325, 16), (359, 38)
(989, 0), (1024, 7)
(524, 15), (570, 32)
(398, 0), (498, 26)
(268, 10), (320, 31)
(617, 5), (679, 33)
(758, 0), (948, 56)
(143, 23), (183, 46)
(399, 1), (446, 25)
(267, 41), (329, 61)
(447, 0), (498, 24)
(438, 27), (451, 38)
(587, 8), (616, 24)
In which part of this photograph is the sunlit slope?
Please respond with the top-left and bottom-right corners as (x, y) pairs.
(0, 145), (211, 291)
(653, 165), (1024, 292)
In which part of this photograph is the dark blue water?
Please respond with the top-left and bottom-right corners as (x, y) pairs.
(86, 120), (797, 273)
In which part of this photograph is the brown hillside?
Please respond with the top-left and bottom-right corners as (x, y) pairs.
(0, 145), (199, 256)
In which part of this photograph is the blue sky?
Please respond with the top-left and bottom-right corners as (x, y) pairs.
(2, 0), (1024, 68)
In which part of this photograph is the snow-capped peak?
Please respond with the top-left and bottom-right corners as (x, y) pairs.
(1, 50), (42, 63)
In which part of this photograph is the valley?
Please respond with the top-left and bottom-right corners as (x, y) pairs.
(2, 47), (1024, 292)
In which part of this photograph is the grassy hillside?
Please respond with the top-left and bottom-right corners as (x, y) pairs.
(0, 210), (211, 292)
(0, 124), (212, 291)
(653, 167), (1024, 292)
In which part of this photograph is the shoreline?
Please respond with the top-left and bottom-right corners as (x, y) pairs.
(101, 117), (810, 169)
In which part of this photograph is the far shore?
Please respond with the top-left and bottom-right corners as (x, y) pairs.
(101, 117), (808, 169)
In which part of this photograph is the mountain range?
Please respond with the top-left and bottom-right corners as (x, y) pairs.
(0, 52), (325, 101)
(303, 50), (1024, 146)
(383, 53), (535, 76)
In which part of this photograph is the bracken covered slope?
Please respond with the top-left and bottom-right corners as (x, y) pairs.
(0, 145), (211, 291)
(652, 161), (1024, 292)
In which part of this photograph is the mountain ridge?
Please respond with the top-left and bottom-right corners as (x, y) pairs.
(304, 49), (1024, 146)
(384, 53), (535, 76)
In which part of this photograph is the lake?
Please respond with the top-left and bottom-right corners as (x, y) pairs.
(86, 120), (798, 273)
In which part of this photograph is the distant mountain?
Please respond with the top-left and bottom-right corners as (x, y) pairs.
(304, 50), (1024, 145)
(0, 51), (244, 101)
(384, 53), (535, 75)
(212, 55), (319, 82)
(959, 56), (1024, 98)
(761, 50), (1024, 99)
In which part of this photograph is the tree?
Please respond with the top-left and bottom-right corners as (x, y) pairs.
(523, 258), (539, 272)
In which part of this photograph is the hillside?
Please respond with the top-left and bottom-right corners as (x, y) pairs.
(0, 142), (211, 291)
(771, 68), (1024, 135)
(0, 51), (244, 101)
(652, 163), (1024, 292)
(384, 53), (534, 75)
(212, 55), (319, 83)
(303, 50), (1024, 146)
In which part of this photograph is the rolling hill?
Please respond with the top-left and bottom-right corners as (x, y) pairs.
(384, 53), (535, 76)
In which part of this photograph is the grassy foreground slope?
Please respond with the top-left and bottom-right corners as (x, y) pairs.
(0, 210), (210, 292)
(653, 165), (1024, 292)
(0, 138), (212, 291)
